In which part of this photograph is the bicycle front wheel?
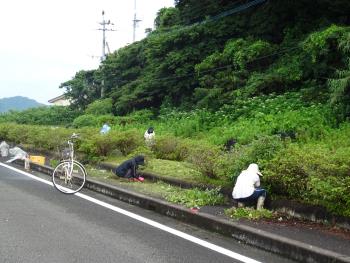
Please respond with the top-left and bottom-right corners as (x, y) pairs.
(52, 161), (86, 194)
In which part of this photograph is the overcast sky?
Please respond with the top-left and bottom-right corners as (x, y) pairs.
(0, 0), (174, 104)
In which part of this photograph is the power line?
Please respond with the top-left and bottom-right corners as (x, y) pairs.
(149, 46), (300, 83)
(152, 0), (267, 37)
(176, 0), (247, 24)
(208, 0), (266, 22)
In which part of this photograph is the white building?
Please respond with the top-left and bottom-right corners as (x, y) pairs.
(48, 94), (70, 106)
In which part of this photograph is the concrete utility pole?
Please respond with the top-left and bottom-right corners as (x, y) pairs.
(98, 10), (115, 62)
(98, 10), (116, 98)
(132, 0), (142, 42)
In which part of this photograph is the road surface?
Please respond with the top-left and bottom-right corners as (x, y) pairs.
(0, 163), (295, 263)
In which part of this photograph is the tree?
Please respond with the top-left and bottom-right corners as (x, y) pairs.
(59, 70), (99, 110)
(154, 7), (180, 29)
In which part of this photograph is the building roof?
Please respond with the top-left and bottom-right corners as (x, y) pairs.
(48, 94), (67, 103)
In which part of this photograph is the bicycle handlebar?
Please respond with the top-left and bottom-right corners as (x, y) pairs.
(71, 133), (80, 139)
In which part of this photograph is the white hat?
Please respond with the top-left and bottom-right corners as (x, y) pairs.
(247, 163), (263, 176)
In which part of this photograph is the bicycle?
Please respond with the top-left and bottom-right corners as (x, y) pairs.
(52, 133), (87, 194)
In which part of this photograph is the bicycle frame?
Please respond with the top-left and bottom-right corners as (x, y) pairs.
(66, 139), (74, 177)
(52, 134), (87, 194)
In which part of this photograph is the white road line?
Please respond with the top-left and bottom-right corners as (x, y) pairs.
(0, 162), (262, 263)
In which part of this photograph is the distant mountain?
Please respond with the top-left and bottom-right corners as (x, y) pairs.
(0, 96), (45, 113)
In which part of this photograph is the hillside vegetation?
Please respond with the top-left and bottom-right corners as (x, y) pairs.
(0, 0), (349, 217)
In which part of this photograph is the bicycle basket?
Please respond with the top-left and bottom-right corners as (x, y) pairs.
(60, 147), (72, 160)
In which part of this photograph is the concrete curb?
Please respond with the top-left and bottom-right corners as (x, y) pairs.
(13, 160), (350, 263)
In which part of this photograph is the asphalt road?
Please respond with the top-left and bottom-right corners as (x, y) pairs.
(0, 163), (295, 263)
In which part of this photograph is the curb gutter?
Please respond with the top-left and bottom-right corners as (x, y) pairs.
(13, 160), (350, 263)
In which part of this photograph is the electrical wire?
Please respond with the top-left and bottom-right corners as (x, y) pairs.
(149, 46), (301, 83)
(151, 0), (267, 38)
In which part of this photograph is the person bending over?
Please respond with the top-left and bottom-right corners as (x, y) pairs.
(114, 155), (145, 182)
(232, 163), (266, 210)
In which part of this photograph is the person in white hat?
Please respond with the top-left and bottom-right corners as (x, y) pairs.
(144, 127), (155, 147)
(232, 163), (266, 210)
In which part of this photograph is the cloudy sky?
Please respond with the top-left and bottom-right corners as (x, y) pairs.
(0, 0), (174, 104)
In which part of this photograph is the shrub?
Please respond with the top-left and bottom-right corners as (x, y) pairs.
(3, 123), (31, 144)
(96, 115), (118, 126)
(215, 135), (284, 181)
(0, 106), (79, 126)
(152, 135), (190, 161)
(187, 143), (221, 178)
(85, 98), (113, 115)
(72, 114), (99, 128)
(307, 176), (350, 217)
(78, 130), (143, 159)
(263, 128), (350, 217)
(27, 126), (73, 151)
(118, 109), (155, 126)
(302, 24), (347, 63)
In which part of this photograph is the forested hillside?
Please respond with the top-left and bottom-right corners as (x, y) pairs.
(60, 0), (350, 118)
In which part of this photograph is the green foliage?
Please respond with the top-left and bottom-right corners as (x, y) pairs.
(0, 123), (74, 150)
(224, 39), (274, 70)
(264, 125), (350, 216)
(225, 207), (273, 220)
(215, 135), (284, 181)
(72, 114), (99, 128)
(85, 98), (113, 115)
(60, 70), (99, 110)
(119, 109), (155, 124)
(53, 0), (350, 116)
(302, 24), (346, 63)
(154, 7), (181, 29)
(72, 113), (118, 129)
(165, 187), (225, 208)
(307, 176), (350, 217)
(3, 16), (350, 218)
(152, 136), (190, 161)
(328, 31), (350, 118)
(187, 143), (221, 178)
(0, 106), (79, 126)
(78, 130), (143, 160)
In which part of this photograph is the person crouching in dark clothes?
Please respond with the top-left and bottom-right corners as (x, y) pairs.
(224, 138), (237, 152)
(114, 155), (145, 182)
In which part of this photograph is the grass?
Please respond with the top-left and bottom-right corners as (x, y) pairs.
(86, 166), (227, 208)
(104, 156), (230, 187)
(225, 207), (273, 220)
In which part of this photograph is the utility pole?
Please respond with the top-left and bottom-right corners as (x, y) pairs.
(132, 0), (142, 42)
(98, 10), (116, 98)
(98, 10), (115, 62)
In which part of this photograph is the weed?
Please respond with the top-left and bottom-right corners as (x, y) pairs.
(225, 207), (273, 220)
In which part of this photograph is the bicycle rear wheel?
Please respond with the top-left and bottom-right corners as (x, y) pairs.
(52, 161), (86, 194)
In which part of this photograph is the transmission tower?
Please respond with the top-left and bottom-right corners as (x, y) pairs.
(132, 0), (142, 42)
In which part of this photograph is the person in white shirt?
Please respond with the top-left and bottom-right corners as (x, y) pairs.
(144, 127), (155, 147)
(232, 163), (266, 210)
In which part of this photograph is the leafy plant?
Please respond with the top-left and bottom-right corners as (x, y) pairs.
(72, 114), (99, 128)
(225, 207), (273, 220)
(165, 187), (225, 208)
(85, 98), (113, 115)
